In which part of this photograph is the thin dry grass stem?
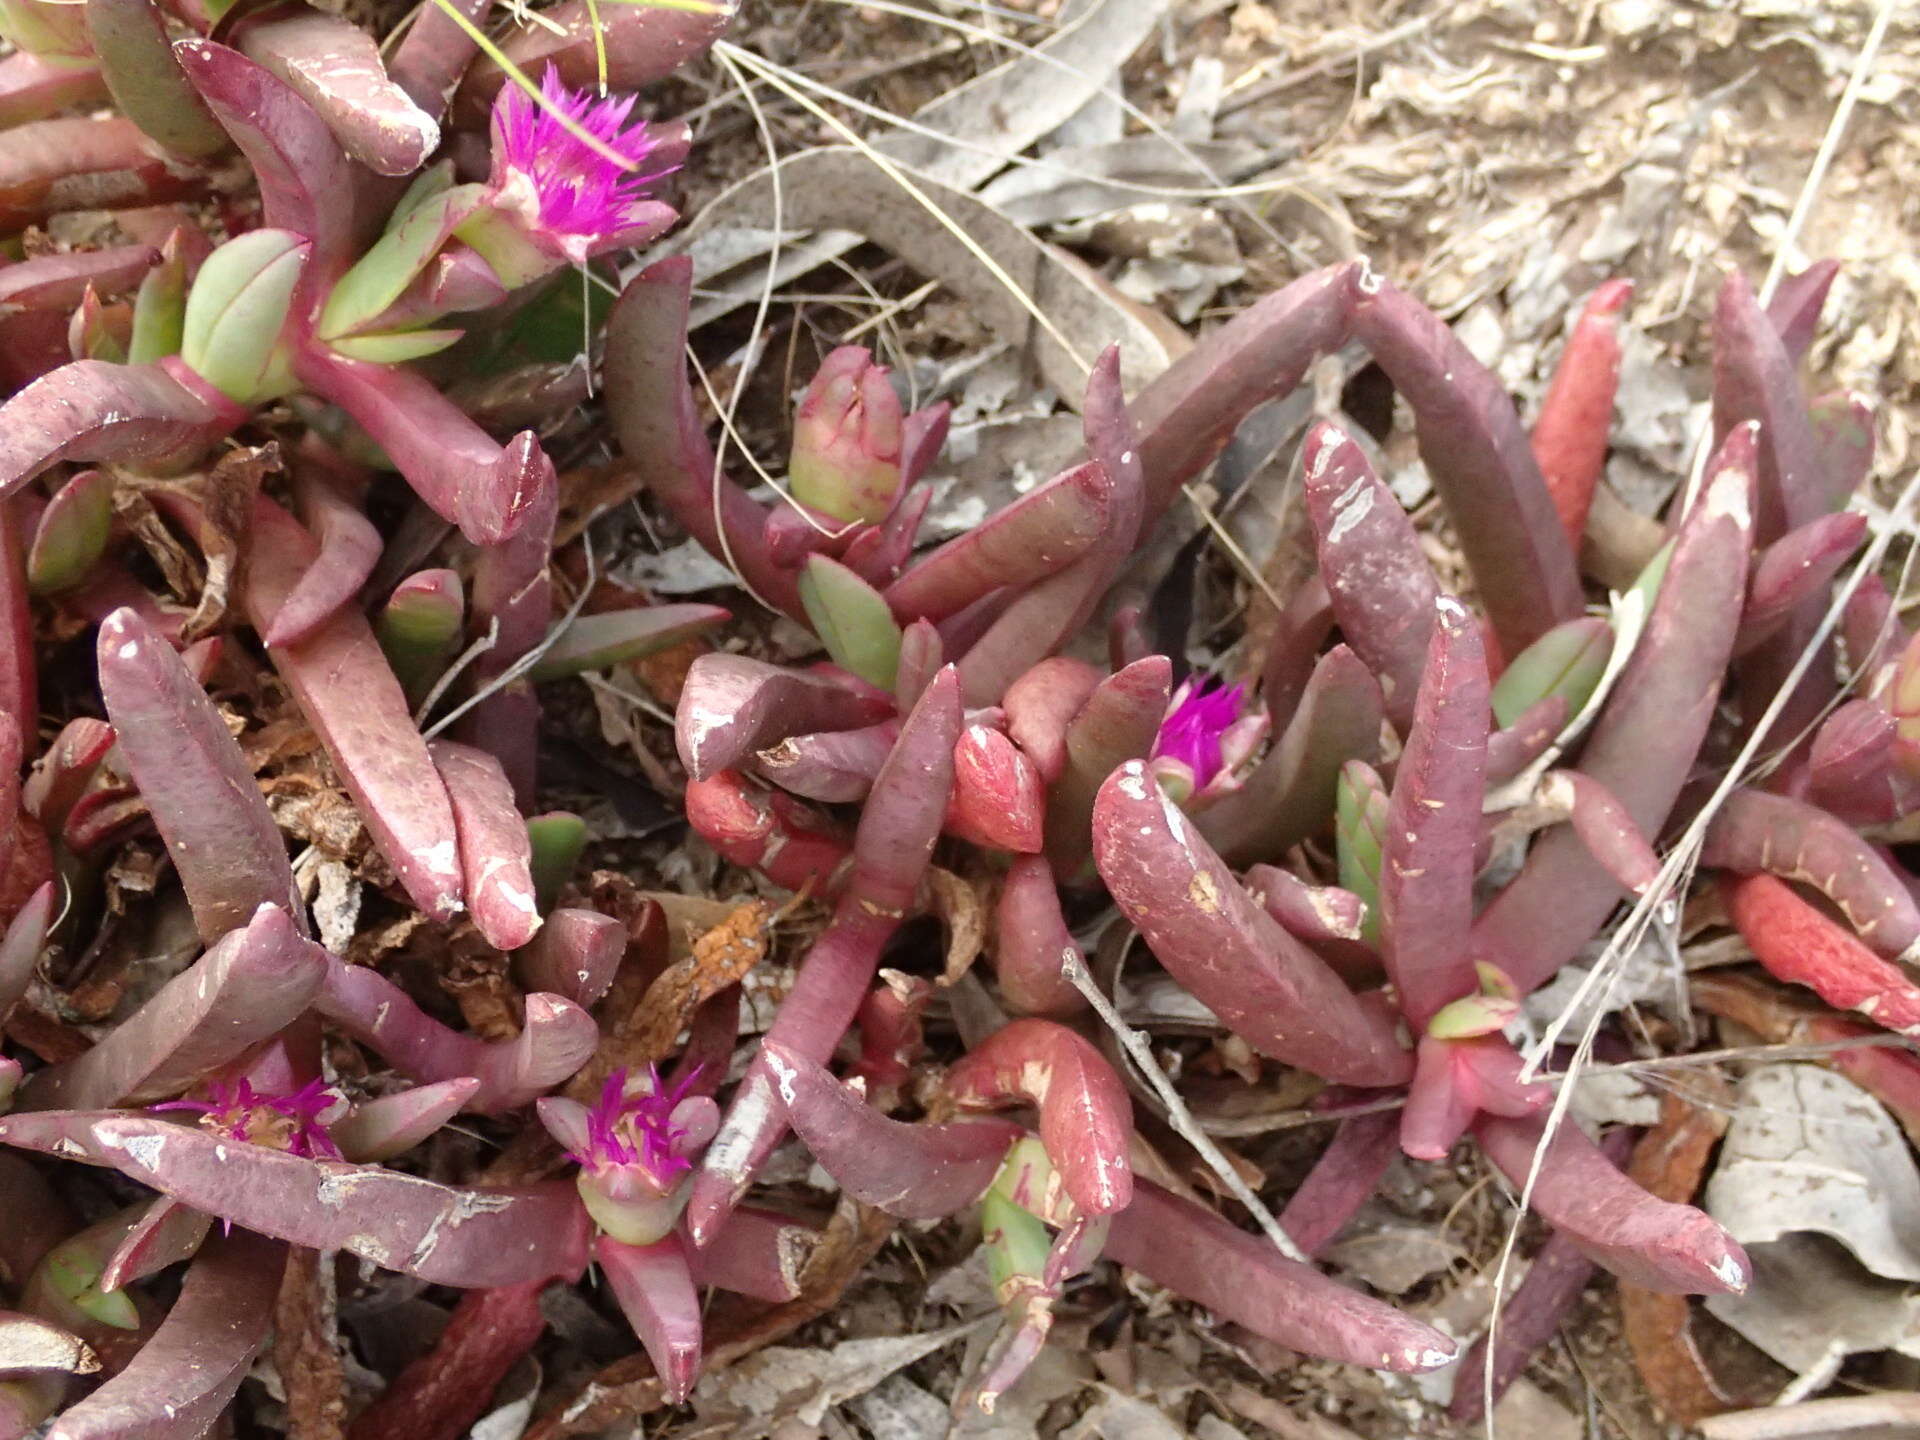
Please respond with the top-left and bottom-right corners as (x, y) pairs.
(1058, 947), (1307, 1263)
(422, 535), (602, 738)
(713, 38), (1093, 376)
(1181, 481), (1284, 613)
(413, 617), (500, 727)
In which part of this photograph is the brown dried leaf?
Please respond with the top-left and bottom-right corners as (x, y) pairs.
(616, 897), (772, 1068)
(925, 866), (988, 986)
(273, 1246), (346, 1440)
(1620, 1079), (1742, 1427)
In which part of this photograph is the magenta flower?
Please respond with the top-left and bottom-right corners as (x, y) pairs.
(541, 1065), (720, 1246)
(153, 1077), (343, 1160)
(485, 67), (679, 266)
(1152, 677), (1254, 792)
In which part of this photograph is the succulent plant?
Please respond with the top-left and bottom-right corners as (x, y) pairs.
(0, 0), (1902, 1428)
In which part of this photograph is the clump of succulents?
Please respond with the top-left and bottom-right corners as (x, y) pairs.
(0, 0), (1906, 1427)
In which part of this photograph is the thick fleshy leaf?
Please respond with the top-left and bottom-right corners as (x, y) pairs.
(1301, 419), (1438, 734)
(0, 1113), (589, 1287)
(377, 567), (464, 707)
(884, 460), (1112, 624)
(293, 346), (552, 546)
(686, 770), (852, 895)
(675, 653), (893, 781)
(1042, 655), (1169, 878)
(946, 1020), (1132, 1215)
(452, 0), (730, 118)
(235, 4), (437, 176)
(1201, 646), (1384, 866)
(766, 1040), (1020, 1219)
(1351, 274), (1583, 655)
(1736, 510), (1867, 657)
(260, 457), (382, 647)
(1095, 760), (1411, 1087)
(0, 884), (53, 1022)
(527, 605), (730, 683)
(0, 247), (157, 312)
(1105, 1180), (1456, 1371)
(241, 497), (465, 921)
(318, 958), (595, 1113)
(16, 905), (325, 1112)
(1379, 597), (1488, 1030)
(1473, 425), (1756, 993)
(799, 555), (901, 690)
(1530, 278), (1631, 543)
(41, 1228), (282, 1440)
(85, 0), (226, 159)
(1712, 267), (1822, 544)
(0, 51), (105, 129)
(0, 359), (242, 499)
(946, 722), (1044, 853)
(1476, 1113), (1750, 1295)
(685, 1207), (812, 1302)
(1002, 656), (1102, 786)
(97, 1199), (210, 1293)
(993, 855), (1087, 1018)
(429, 740), (540, 951)
(513, 908), (621, 1008)
(327, 1077), (481, 1163)
(172, 40), (353, 274)
(594, 1234), (703, 1405)
(525, 811), (586, 914)
(96, 607), (299, 940)
(686, 668), (960, 1245)
(1489, 615), (1611, 729)
(26, 470), (114, 596)
(1276, 1110), (1400, 1258)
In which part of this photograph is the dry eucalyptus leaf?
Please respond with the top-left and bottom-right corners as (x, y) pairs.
(1703, 1064), (1920, 1282)
(1705, 1232), (1920, 1377)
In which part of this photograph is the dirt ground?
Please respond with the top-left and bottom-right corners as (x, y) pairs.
(532, 3), (1920, 1437)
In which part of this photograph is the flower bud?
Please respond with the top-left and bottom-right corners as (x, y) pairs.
(788, 346), (904, 523)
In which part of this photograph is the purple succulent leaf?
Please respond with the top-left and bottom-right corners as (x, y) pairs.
(16, 905), (326, 1113)
(0, 116), (203, 233)
(84, 0), (226, 160)
(684, 1207), (812, 1302)
(316, 957), (595, 1114)
(240, 495), (466, 922)
(96, 1198), (210, 1294)
(260, 460), (382, 647)
(1200, 645), (1385, 866)
(0, 246), (156, 311)
(1735, 509), (1866, 657)
(1301, 420), (1440, 735)
(513, 908), (623, 1009)
(1126, 261), (1360, 528)
(1244, 865), (1367, 948)
(686, 667), (960, 1245)
(1764, 259), (1839, 367)
(96, 607), (301, 940)
(1259, 575), (1335, 730)
(0, 883), (54, 1022)
(1379, 597), (1489, 1030)
(1712, 267), (1824, 545)
(172, 41), (352, 279)
(1043, 654), (1170, 878)
(956, 348), (1143, 707)
(1475, 1113), (1750, 1295)
(0, 360), (244, 500)
(840, 483), (931, 588)
(428, 740), (541, 952)
(994, 854), (1089, 1019)
(1350, 276), (1583, 656)
(1485, 694), (1569, 788)
(754, 720), (899, 804)
(525, 605), (731, 684)
(883, 460), (1113, 624)
(1002, 656), (1102, 786)
(1473, 425), (1757, 995)
(0, 1112), (590, 1287)
(675, 653), (894, 782)
(1105, 1179), (1455, 1371)
(1810, 389), (1874, 512)
(765, 1040), (1022, 1219)
(327, 1077), (482, 1163)
(293, 346), (555, 546)
(39, 1228), (283, 1440)
(1448, 1130), (1633, 1423)
(1275, 1109), (1400, 1258)
(0, 52), (106, 129)
(452, 0), (731, 122)
(605, 257), (800, 618)
(234, 2), (437, 176)
(1095, 759), (1411, 1088)
(385, 0), (488, 117)
(1808, 700), (1920, 827)
(1701, 788), (1920, 961)
(594, 1233), (703, 1406)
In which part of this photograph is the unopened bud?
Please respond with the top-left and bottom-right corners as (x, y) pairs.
(789, 346), (904, 523)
